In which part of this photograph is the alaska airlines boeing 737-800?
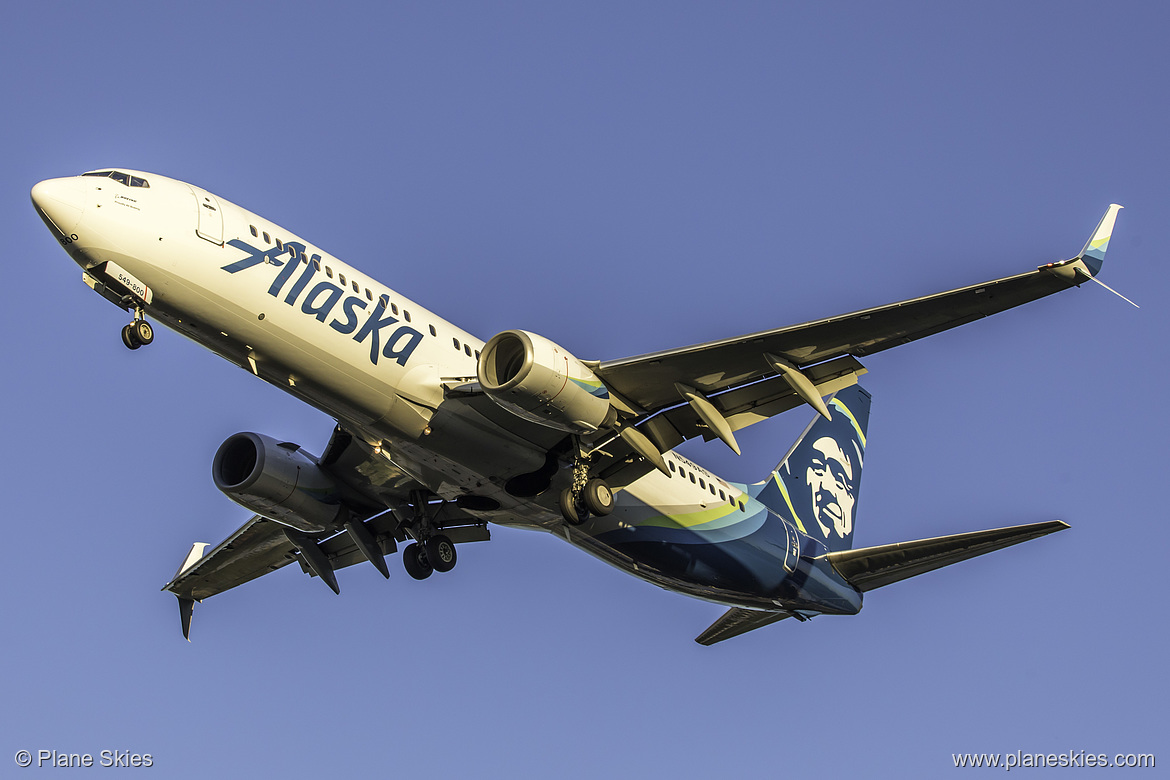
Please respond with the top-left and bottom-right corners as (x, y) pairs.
(30, 169), (1122, 643)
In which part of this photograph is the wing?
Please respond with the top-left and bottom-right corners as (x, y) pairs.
(162, 425), (490, 638)
(597, 206), (1123, 415)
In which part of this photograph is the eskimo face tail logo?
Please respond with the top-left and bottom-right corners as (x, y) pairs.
(805, 427), (860, 538)
(221, 239), (424, 367)
(775, 394), (868, 543)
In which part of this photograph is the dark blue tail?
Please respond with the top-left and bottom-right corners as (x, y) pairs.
(752, 385), (872, 552)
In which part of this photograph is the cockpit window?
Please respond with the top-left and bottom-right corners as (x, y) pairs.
(80, 170), (149, 188)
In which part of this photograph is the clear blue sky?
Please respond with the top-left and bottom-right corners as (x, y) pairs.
(3, 2), (1165, 777)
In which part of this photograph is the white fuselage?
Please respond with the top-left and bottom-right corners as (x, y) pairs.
(33, 169), (779, 608)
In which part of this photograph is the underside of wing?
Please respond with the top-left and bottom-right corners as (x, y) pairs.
(163, 515), (297, 602)
(823, 520), (1070, 592)
(162, 424), (493, 638)
(597, 206), (1121, 415)
(599, 265), (1077, 413)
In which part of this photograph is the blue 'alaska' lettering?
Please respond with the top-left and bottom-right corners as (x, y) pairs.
(353, 303), (399, 364)
(301, 282), (344, 322)
(223, 239), (283, 273)
(330, 296), (368, 335)
(284, 260), (317, 305)
(383, 326), (424, 366)
(267, 252), (302, 296)
(221, 239), (426, 367)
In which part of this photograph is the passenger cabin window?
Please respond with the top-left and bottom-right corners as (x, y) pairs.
(339, 273), (346, 286)
(464, 344), (472, 356)
(365, 289), (373, 301)
(275, 238), (283, 251)
(391, 303), (399, 316)
(263, 232), (271, 244)
(379, 295), (389, 310)
(453, 338), (461, 350)
(250, 225), (258, 237)
(404, 311), (411, 322)
(429, 325), (437, 336)
(352, 280), (359, 293)
(326, 267), (333, 279)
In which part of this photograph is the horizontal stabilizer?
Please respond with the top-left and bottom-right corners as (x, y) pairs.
(823, 520), (1069, 592)
(695, 607), (792, 646)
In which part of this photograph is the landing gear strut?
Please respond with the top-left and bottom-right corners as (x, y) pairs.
(120, 304), (153, 350)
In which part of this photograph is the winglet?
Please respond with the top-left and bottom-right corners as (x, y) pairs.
(170, 542), (210, 582)
(1076, 203), (1123, 277)
(177, 597), (196, 641)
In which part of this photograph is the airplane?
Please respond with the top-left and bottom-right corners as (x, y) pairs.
(30, 168), (1123, 644)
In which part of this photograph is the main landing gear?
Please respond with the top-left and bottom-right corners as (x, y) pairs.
(558, 455), (615, 526)
(120, 305), (154, 350)
(398, 491), (459, 580)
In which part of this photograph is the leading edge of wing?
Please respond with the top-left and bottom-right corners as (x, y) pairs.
(596, 206), (1122, 413)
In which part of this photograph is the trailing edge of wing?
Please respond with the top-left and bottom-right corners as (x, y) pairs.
(695, 607), (792, 646)
(822, 520), (1070, 592)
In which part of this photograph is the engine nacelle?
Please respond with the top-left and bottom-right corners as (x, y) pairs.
(477, 330), (614, 433)
(212, 432), (343, 533)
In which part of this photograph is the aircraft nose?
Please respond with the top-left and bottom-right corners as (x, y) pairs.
(31, 177), (87, 235)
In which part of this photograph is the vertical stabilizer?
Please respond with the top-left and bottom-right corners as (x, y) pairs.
(753, 385), (871, 552)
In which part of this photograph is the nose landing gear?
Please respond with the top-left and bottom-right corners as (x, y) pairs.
(120, 304), (154, 350)
(121, 319), (154, 350)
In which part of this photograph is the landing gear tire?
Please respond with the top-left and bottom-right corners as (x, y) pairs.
(402, 543), (433, 580)
(121, 323), (141, 350)
(133, 319), (154, 345)
(582, 479), (614, 516)
(424, 535), (457, 573)
(559, 487), (588, 526)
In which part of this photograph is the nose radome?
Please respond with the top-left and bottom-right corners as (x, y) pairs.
(31, 177), (87, 235)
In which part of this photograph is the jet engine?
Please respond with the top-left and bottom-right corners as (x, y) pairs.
(478, 330), (614, 434)
(212, 432), (343, 533)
